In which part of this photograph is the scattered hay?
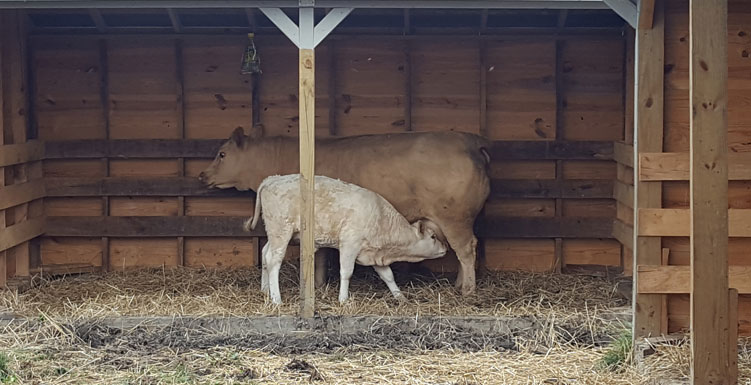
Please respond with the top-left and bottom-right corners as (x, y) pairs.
(5, 265), (733, 383)
(0, 264), (627, 320)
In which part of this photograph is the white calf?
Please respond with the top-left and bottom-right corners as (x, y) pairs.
(244, 174), (448, 304)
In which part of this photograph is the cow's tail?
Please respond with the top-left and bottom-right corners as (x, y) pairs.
(244, 182), (265, 232)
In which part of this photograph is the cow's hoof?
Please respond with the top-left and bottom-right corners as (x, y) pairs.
(393, 293), (407, 303)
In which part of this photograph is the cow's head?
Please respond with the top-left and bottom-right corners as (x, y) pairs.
(198, 125), (264, 190)
(409, 219), (448, 260)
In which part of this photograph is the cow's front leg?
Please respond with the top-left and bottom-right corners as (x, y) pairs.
(260, 243), (270, 294)
(373, 265), (406, 302)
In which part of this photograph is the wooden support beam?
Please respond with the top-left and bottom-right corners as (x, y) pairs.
(690, 0), (729, 379)
(729, 288), (739, 384)
(637, 266), (751, 295)
(298, 7), (316, 318)
(479, 40), (487, 138)
(88, 9), (108, 33)
(632, 0), (664, 339)
(98, 38), (110, 273)
(639, 152), (751, 181)
(603, 0), (637, 29)
(637, 0), (656, 30)
(328, 40), (337, 136)
(166, 9), (183, 33)
(175, 38), (186, 267)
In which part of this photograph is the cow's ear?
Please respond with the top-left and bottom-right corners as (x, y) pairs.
(414, 220), (425, 234)
(230, 127), (245, 146)
(249, 123), (265, 140)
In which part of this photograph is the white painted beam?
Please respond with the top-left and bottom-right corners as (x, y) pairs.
(313, 7), (352, 47)
(603, 0), (637, 28)
(259, 7), (300, 47)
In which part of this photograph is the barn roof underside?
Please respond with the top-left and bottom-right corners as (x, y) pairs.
(15, 8), (625, 35)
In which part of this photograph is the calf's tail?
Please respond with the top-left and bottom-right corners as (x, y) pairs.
(244, 182), (265, 232)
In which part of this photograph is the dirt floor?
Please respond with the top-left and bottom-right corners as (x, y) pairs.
(0, 264), (748, 384)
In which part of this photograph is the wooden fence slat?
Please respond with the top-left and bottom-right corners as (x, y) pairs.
(640, 152), (751, 181)
(613, 141), (634, 167)
(638, 208), (751, 237)
(637, 265), (751, 295)
(45, 177), (612, 200)
(490, 179), (613, 199)
(476, 217), (613, 239)
(44, 139), (615, 161)
(613, 180), (633, 208)
(0, 179), (45, 210)
(44, 216), (614, 239)
(0, 218), (44, 253)
(0, 141), (44, 167)
(612, 219), (633, 250)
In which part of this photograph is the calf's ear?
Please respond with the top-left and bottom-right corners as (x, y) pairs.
(230, 126), (245, 146)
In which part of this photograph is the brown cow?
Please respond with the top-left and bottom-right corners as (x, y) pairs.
(198, 126), (491, 295)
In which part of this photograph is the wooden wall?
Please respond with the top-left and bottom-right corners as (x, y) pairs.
(660, 0), (751, 334)
(31, 32), (626, 274)
(0, 11), (45, 286)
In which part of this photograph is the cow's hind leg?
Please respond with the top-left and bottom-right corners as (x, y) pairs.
(314, 248), (331, 288)
(373, 265), (406, 302)
(442, 225), (478, 296)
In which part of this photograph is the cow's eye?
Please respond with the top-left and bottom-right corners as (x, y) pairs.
(431, 235), (436, 240)
(219, 152), (226, 159)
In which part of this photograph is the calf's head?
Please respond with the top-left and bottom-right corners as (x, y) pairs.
(198, 126), (263, 190)
(408, 220), (448, 259)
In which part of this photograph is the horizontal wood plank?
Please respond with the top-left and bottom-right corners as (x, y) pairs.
(45, 215), (613, 239)
(637, 265), (751, 294)
(640, 152), (751, 181)
(476, 217), (613, 238)
(47, 177), (612, 200)
(0, 141), (44, 167)
(490, 179), (612, 199)
(613, 141), (633, 167)
(45, 139), (614, 161)
(0, 218), (45, 253)
(46, 216), (263, 237)
(638, 208), (751, 237)
(488, 141), (613, 160)
(613, 180), (633, 208)
(0, 179), (46, 210)
(46, 177), (256, 198)
(612, 219), (633, 250)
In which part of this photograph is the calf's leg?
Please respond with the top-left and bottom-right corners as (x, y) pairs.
(373, 265), (406, 301)
(337, 245), (359, 303)
(260, 243), (270, 294)
(265, 237), (290, 305)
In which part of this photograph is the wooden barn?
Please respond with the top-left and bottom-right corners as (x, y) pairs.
(0, 0), (743, 382)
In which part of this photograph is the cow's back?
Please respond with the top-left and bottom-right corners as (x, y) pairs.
(315, 132), (491, 223)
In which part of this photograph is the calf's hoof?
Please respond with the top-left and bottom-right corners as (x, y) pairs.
(393, 292), (407, 303)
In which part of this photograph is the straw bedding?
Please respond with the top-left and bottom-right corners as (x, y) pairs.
(0, 264), (748, 384)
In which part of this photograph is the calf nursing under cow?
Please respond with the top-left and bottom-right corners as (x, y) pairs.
(245, 174), (448, 304)
(198, 126), (491, 296)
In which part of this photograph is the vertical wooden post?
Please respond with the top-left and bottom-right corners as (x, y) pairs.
(632, 0), (664, 339)
(328, 40), (337, 136)
(728, 288), (738, 385)
(298, 7), (316, 318)
(689, 0), (729, 382)
(175, 38), (186, 267)
(0, 11), (6, 286)
(553, 38), (565, 273)
(98, 38), (111, 272)
(404, 40), (412, 131)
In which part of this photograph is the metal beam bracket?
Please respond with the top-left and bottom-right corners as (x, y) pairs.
(260, 6), (352, 49)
